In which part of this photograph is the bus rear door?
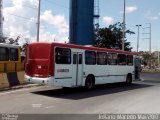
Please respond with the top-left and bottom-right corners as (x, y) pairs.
(72, 52), (83, 86)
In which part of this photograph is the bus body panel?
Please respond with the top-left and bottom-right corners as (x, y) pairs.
(54, 64), (73, 87)
(25, 43), (53, 78)
(53, 48), (84, 87)
(84, 65), (134, 85)
(25, 42), (139, 88)
(0, 43), (24, 73)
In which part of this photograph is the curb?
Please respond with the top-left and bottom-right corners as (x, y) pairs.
(0, 84), (42, 92)
(142, 69), (160, 73)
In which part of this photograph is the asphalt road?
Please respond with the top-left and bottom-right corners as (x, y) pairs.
(0, 73), (160, 115)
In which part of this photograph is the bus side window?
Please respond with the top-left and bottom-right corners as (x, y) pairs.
(112, 53), (117, 65)
(79, 54), (82, 64)
(97, 52), (107, 65)
(73, 54), (77, 64)
(85, 51), (96, 65)
(107, 53), (112, 65)
(108, 53), (117, 65)
(55, 47), (71, 64)
(118, 54), (127, 65)
(0, 47), (9, 61)
(127, 55), (133, 66)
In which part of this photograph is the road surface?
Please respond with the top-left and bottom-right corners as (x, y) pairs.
(0, 73), (160, 115)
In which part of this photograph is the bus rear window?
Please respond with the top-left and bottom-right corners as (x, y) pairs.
(55, 47), (71, 64)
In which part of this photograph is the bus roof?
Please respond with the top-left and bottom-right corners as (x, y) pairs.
(29, 42), (138, 55)
(0, 43), (20, 48)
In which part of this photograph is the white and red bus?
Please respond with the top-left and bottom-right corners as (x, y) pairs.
(25, 42), (140, 89)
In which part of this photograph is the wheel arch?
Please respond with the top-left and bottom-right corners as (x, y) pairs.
(127, 73), (132, 78)
(85, 74), (95, 84)
(126, 73), (133, 84)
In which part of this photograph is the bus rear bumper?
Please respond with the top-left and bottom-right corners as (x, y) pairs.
(25, 75), (54, 85)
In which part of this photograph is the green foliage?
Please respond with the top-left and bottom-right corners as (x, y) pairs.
(0, 36), (8, 43)
(142, 53), (156, 66)
(94, 22), (135, 51)
(0, 36), (20, 45)
(142, 53), (152, 61)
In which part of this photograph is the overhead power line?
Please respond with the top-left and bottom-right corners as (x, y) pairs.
(4, 13), (36, 22)
(22, 4), (38, 10)
(44, 0), (69, 10)
(5, 1), (37, 10)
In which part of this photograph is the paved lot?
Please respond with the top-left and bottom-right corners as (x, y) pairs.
(0, 73), (160, 114)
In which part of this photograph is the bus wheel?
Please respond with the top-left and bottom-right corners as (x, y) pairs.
(85, 76), (95, 90)
(126, 74), (132, 85)
(62, 87), (70, 90)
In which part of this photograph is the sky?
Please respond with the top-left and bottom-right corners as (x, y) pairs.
(2, 0), (160, 52)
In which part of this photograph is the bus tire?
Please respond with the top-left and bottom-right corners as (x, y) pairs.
(62, 87), (69, 90)
(126, 74), (132, 85)
(85, 75), (95, 90)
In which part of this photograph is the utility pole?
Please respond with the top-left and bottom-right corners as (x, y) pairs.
(136, 25), (142, 53)
(122, 0), (126, 51)
(149, 23), (151, 54)
(37, 0), (41, 42)
(0, 0), (3, 37)
(158, 50), (160, 67)
(142, 23), (152, 68)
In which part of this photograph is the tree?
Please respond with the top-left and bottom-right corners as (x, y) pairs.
(94, 22), (135, 51)
(0, 35), (28, 52)
(142, 53), (157, 67)
(0, 36), (20, 45)
(143, 53), (152, 61)
(7, 36), (20, 45)
(0, 36), (8, 43)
